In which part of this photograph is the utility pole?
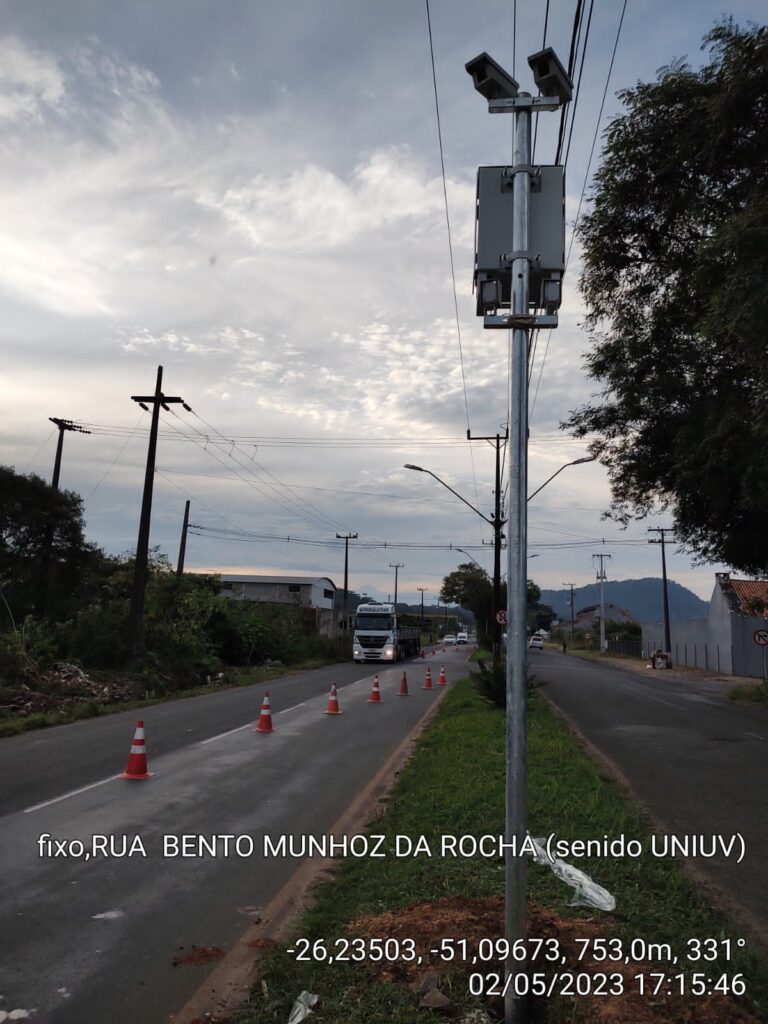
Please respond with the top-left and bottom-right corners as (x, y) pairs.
(648, 528), (673, 659)
(389, 562), (404, 611)
(417, 586), (428, 628)
(37, 418), (91, 614)
(592, 554), (612, 652)
(128, 366), (189, 658)
(336, 531), (358, 637)
(176, 500), (191, 577)
(469, 428), (508, 671)
(563, 582), (576, 643)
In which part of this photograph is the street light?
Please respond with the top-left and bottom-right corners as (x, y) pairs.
(527, 455), (596, 502)
(404, 465), (493, 524)
(405, 464), (504, 670)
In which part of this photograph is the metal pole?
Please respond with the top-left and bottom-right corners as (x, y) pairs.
(563, 582), (576, 644)
(493, 434), (503, 672)
(51, 425), (65, 490)
(176, 500), (190, 576)
(505, 97), (530, 1024)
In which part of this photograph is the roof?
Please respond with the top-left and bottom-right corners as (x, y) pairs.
(727, 578), (768, 616)
(218, 574), (336, 589)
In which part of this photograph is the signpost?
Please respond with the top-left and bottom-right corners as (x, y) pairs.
(753, 628), (768, 683)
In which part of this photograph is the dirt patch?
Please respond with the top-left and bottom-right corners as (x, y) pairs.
(349, 897), (761, 1023)
(172, 945), (225, 967)
(1, 662), (139, 718)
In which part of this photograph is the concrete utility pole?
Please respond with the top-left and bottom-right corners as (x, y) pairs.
(563, 581), (576, 642)
(336, 532), (358, 636)
(37, 418), (91, 614)
(467, 47), (571, 1024)
(417, 586), (428, 626)
(128, 366), (189, 658)
(389, 562), (404, 611)
(648, 528), (673, 658)
(469, 429), (508, 671)
(176, 500), (191, 577)
(592, 554), (612, 652)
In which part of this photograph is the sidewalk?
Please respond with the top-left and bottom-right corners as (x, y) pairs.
(558, 646), (760, 694)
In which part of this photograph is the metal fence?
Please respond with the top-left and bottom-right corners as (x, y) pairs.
(606, 638), (642, 658)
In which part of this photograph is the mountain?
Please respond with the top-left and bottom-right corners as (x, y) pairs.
(539, 577), (708, 624)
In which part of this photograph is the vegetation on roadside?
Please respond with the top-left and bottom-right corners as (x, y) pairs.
(0, 465), (347, 727)
(239, 679), (767, 1023)
(730, 681), (768, 704)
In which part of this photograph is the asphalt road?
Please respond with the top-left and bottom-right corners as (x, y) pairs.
(0, 650), (466, 1024)
(533, 649), (768, 945)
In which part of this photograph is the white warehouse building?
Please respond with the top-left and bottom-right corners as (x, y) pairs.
(218, 574), (337, 610)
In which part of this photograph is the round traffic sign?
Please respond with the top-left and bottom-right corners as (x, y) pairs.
(496, 610), (507, 625)
(753, 628), (768, 647)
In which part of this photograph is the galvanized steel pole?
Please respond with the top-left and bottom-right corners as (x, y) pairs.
(505, 96), (531, 1024)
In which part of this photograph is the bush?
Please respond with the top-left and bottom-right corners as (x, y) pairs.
(472, 658), (541, 708)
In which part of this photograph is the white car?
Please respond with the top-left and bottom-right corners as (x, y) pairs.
(456, 632), (469, 645)
(528, 635), (544, 651)
(443, 634), (457, 645)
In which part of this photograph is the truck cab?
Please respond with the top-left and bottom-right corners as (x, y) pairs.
(352, 603), (421, 662)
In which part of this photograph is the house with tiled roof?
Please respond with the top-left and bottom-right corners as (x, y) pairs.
(642, 573), (768, 678)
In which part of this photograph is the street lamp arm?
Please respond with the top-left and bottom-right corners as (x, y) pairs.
(404, 464), (493, 525)
(526, 456), (596, 502)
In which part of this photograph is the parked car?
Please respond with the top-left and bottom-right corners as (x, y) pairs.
(456, 632), (469, 645)
(528, 635), (544, 651)
(443, 634), (457, 645)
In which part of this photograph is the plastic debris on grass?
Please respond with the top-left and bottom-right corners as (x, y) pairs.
(532, 837), (616, 911)
(287, 991), (318, 1024)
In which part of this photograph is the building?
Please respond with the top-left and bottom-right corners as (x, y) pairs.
(641, 573), (768, 677)
(217, 574), (338, 636)
(563, 603), (638, 630)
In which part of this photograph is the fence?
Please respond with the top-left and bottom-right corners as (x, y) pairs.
(606, 638), (642, 658)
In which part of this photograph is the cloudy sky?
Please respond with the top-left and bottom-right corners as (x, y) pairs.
(1, 0), (761, 606)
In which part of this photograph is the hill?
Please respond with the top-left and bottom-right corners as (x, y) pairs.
(539, 577), (708, 624)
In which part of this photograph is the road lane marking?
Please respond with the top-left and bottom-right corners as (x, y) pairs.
(200, 701), (307, 745)
(619, 685), (684, 711)
(744, 732), (764, 741)
(23, 775), (118, 813)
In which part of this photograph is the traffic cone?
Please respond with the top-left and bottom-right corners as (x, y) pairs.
(437, 666), (447, 687)
(423, 667), (433, 690)
(255, 691), (273, 733)
(398, 670), (409, 696)
(324, 684), (342, 715)
(432, 648), (436, 656)
(368, 675), (382, 703)
(120, 721), (153, 780)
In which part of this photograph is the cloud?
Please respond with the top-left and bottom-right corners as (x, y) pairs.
(0, 35), (65, 123)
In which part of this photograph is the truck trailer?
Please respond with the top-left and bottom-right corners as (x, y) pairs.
(352, 602), (421, 662)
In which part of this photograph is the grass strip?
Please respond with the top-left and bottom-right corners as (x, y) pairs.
(238, 678), (767, 1023)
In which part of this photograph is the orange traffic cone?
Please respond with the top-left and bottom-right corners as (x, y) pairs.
(398, 670), (409, 696)
(368, 675), (382, 703)
(420, 649), (426, 658)
(120, 720), (154, 780)
(255, 691), (273, 733)
(437, 666), (447, 687)
(432, 648), (436, 656)
(324, 684), (342, 715)
(423, 667), (433, 690)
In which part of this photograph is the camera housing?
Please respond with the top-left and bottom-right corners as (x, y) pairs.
(465, 52), (519, 100)
(527, 47), (573, 103)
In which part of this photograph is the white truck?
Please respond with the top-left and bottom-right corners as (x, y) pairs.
(352, 602), (421, 663)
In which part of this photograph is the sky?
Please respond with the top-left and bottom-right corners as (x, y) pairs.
(1, 0), (762, 608)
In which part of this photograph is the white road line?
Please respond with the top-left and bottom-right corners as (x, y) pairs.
(23, 775), (118, 814)
(744, 732), (764, 741)
(275, 701), (306, 715)
(620, 684), (683, 711)
(201, 700), (307, 745)
(199, 722), (255, 745)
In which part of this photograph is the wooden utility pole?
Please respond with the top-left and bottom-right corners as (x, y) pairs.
(127, 366), (188, 657)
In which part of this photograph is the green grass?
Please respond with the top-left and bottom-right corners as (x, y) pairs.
(238, 679), (767, 1023)
(0, 657), (342, 738)
(730, 680), (768, 704)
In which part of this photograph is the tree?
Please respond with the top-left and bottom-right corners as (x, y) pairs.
(0, 465), (108, 621)
(563, 22), (768, 574)
(440, 563), (541, 645)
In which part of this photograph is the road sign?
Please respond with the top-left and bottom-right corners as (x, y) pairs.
(584, 632), (592, 641)
(753, 628), (768, 647)
(496, 610), (507, 625)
